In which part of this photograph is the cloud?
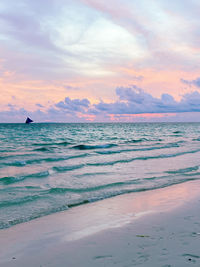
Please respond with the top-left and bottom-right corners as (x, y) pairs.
(0, 100), (91, 123)
(94, 86), (200, 114)
(0, 0), (89, 80)
(0, 11), (61, 53)
(55, 97), (90, 113)
(64, 85), (80, 90)
(36, 103), (44, 108)
(181, 77), (200, 88)
(130, 76), (144, 81)
(3, 87), (200, 122)
(1, 0), (200, 96)
(80, 0), (200, 70)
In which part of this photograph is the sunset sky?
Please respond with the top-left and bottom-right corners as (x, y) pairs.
(1, 0), (200, 122)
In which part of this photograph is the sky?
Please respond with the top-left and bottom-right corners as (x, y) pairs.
(1, 0), (200, 122)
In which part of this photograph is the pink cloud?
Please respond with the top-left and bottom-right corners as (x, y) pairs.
(2, 86), (200, 122)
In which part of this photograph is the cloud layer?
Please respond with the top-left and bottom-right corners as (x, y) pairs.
(1, 0), (200, 121)
(181, 77), (200, 88)
(2, 86), (200, 122)
(94, 86), (200, 115)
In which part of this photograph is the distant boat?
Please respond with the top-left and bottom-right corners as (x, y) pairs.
(25, 117), (33, 124)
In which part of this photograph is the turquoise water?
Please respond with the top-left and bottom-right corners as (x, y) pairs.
(1, 122), (200, 229)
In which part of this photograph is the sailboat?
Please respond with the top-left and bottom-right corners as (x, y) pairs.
(25, 117), (33, 124)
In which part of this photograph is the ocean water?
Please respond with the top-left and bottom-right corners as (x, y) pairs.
(1, 122), (200, 229)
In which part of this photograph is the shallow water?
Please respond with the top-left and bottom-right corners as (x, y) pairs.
(1, 122), (200, 229)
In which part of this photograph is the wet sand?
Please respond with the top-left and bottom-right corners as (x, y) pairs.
(1, 180), (200, 266)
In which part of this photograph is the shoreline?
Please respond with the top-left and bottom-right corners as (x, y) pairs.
(1, 180), (200, 266)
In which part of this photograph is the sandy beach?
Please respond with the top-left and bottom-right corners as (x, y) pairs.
(1, 180), (200, 267)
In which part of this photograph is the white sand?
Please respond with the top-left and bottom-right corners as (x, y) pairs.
(1, 180), (200, 266)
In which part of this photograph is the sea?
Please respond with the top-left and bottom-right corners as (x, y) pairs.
(1, 122), (200, 229)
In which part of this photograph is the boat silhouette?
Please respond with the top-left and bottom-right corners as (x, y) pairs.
(25, 117), (33, 124)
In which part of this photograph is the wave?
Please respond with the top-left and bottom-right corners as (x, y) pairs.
(33, 147), (53, 152)
(193, 137), (200, 141)
(75, 172), (112, 178)
(53, 164), (85, 172)
(48, 179), (142, 194)
(2, 147), (199, 173)
(166, 166), (199, 174)
(32, 141), (72, 146)
(48, 176), (200, 203)
(1, 176), (199, 229)
(88, 149), (200, 167)
(71, 144), (118, 150)
(3, 153), (89, 167)
(0, 203), (69, 229)
(0, 171), (50, 185)
(2, 173), (199, 207)
(124, 138), (149, 143)
(0, 194), (43, 208)
(0, 153), (37, 161)
(173, 131), (182, 134)
(96, 141), (183, 155)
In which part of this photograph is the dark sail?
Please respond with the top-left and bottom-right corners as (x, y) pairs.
(25, 117), (33, 124)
